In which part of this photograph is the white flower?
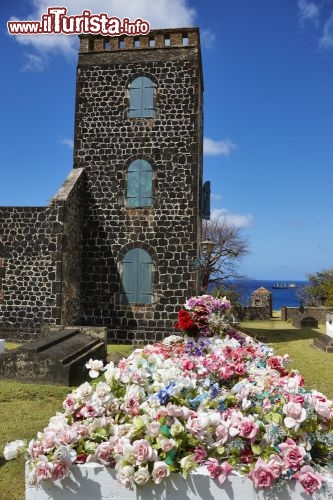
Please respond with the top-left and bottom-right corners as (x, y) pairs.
(133, 466), (150, 485)
(48, 413), (68, 431)
(53, 445), (77, 464)
(3, 439), (25, 460)
(162, 335), (183, 345)
(92, 381), (112, 404)
(75, 382), (93, 402)
(86, 359), (104, 378)
(116, 464), (135, 489)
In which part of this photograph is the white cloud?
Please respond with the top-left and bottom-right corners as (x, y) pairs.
(203, 137), (237, 157)
(201, 29), (216, 49)
(319, 14), (333, 49)
(9, 0), (197, 65)
(21, 53), (46, 72)
(211, 208), (254, 228)
(60, 138), (74, 148)
(297, 0), (320, 26)
(210, 193), (222, 202)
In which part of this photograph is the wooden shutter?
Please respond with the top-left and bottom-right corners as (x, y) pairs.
(127, 160), (140, 207)
(122, 249), (137, 303)
(122, 249), (152, 304)
(139, 160), (152, 206)
(128, 77), (155, 118)
(137, 249), (152, 304)
(202, 181), (211, 220)
(127, 160), (152, 207)
(142, 77), (155, 117)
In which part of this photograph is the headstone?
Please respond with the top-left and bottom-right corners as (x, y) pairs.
(326, 312), (333, 338)
(0, 339), (4, 354)
(292, 315), (318, 328)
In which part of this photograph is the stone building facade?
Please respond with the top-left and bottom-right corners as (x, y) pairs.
(0, 28), (205, 343)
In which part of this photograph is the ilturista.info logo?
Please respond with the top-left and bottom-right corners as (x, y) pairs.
(7, 7), (150, 36)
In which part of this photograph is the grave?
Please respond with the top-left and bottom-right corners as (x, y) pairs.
(292, 314), (318, 328)
(0, 328), (106, 385)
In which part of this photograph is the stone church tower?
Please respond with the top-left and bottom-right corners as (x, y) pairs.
(74, 29), (204, 342)
(0, 28), (204, 343)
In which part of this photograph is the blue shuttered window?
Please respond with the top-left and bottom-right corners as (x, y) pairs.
(127, 159), (153, 207)
(122, 248), (153, 304)
(128, 76), (155, 118)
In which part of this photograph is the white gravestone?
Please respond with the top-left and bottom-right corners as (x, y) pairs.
(25, 463), (333, 500)
(326, 312), (333, 338)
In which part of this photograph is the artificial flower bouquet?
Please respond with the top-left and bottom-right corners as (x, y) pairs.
(4, 295), (333, 498)
(174, 294), (232, 337)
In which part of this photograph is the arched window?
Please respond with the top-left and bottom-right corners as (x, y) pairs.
(128, 76), (155, 118)
(127, 159), (153, 207)
(121, 248), (152, 304)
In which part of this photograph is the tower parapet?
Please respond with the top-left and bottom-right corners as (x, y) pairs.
(79, 27), (200, 53)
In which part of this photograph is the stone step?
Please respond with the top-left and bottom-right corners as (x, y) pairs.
(23, 329), (79, 353)
(313, 334), (333, 353)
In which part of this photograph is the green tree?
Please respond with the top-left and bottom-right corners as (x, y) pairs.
(298, 268), (333, 307)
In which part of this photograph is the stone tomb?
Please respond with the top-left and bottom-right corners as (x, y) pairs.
(0, 328), (106, 385)
(292, 315), (318, 328)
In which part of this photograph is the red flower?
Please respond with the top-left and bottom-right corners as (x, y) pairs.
(174, 309), (199, 335)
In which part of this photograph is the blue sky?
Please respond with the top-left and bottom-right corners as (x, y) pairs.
(1, 0), (333, 280)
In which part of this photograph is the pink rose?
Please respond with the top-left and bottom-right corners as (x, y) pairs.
(278, 438), (306, 471)
(267, 454), (285, 475)
(28, 440), (45, 459)
(283, 402), (306, 431)
(238, 417), (259, 442)
(132, 439), (156, 463)
(160, 438), (176, 453)
(95, 442), (112, 465)
(205, 458), (233, 484)
(41, 431), (57, 452)
(51, 461), (70, 481)
(35, 457), (53, 483)
(63, 395), (76, 412)
(288, 394), (304, 404)
(182, 359), (194, 370)
(293, 465), (324, 495)
(234, 362), (246, 376)
(79, 404), (100, 418)
(57, 427), (77, 446)
(194, 445), (207, 463)
(152, 461), (170, 484)
(215, 422), (229, 444)
(313, 398), (333, 420)
(248, 458), (278, 488)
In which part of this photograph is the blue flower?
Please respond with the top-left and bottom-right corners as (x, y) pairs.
(209, 383), (220, 399)
(189, 393), (206, 409)
(156, 381), (176, 404)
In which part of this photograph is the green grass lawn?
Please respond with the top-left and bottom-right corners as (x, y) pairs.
(238, 315), (333, 399)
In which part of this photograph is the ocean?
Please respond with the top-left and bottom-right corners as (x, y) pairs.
(227, 279), (308, 310)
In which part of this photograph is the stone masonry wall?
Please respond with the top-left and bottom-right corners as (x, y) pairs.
(51, 168), (86, 326)
(0, 170), (86, 340)
(281, 306), (329, 323)
(0, 206), (61, 339)
(74, 29), (203, 342)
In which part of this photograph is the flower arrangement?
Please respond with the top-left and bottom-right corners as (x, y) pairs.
(4, 295), (333, 497)
(174, 294), (232, 337)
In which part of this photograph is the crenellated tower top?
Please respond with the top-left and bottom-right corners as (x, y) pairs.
(79, 27), (200, 53)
